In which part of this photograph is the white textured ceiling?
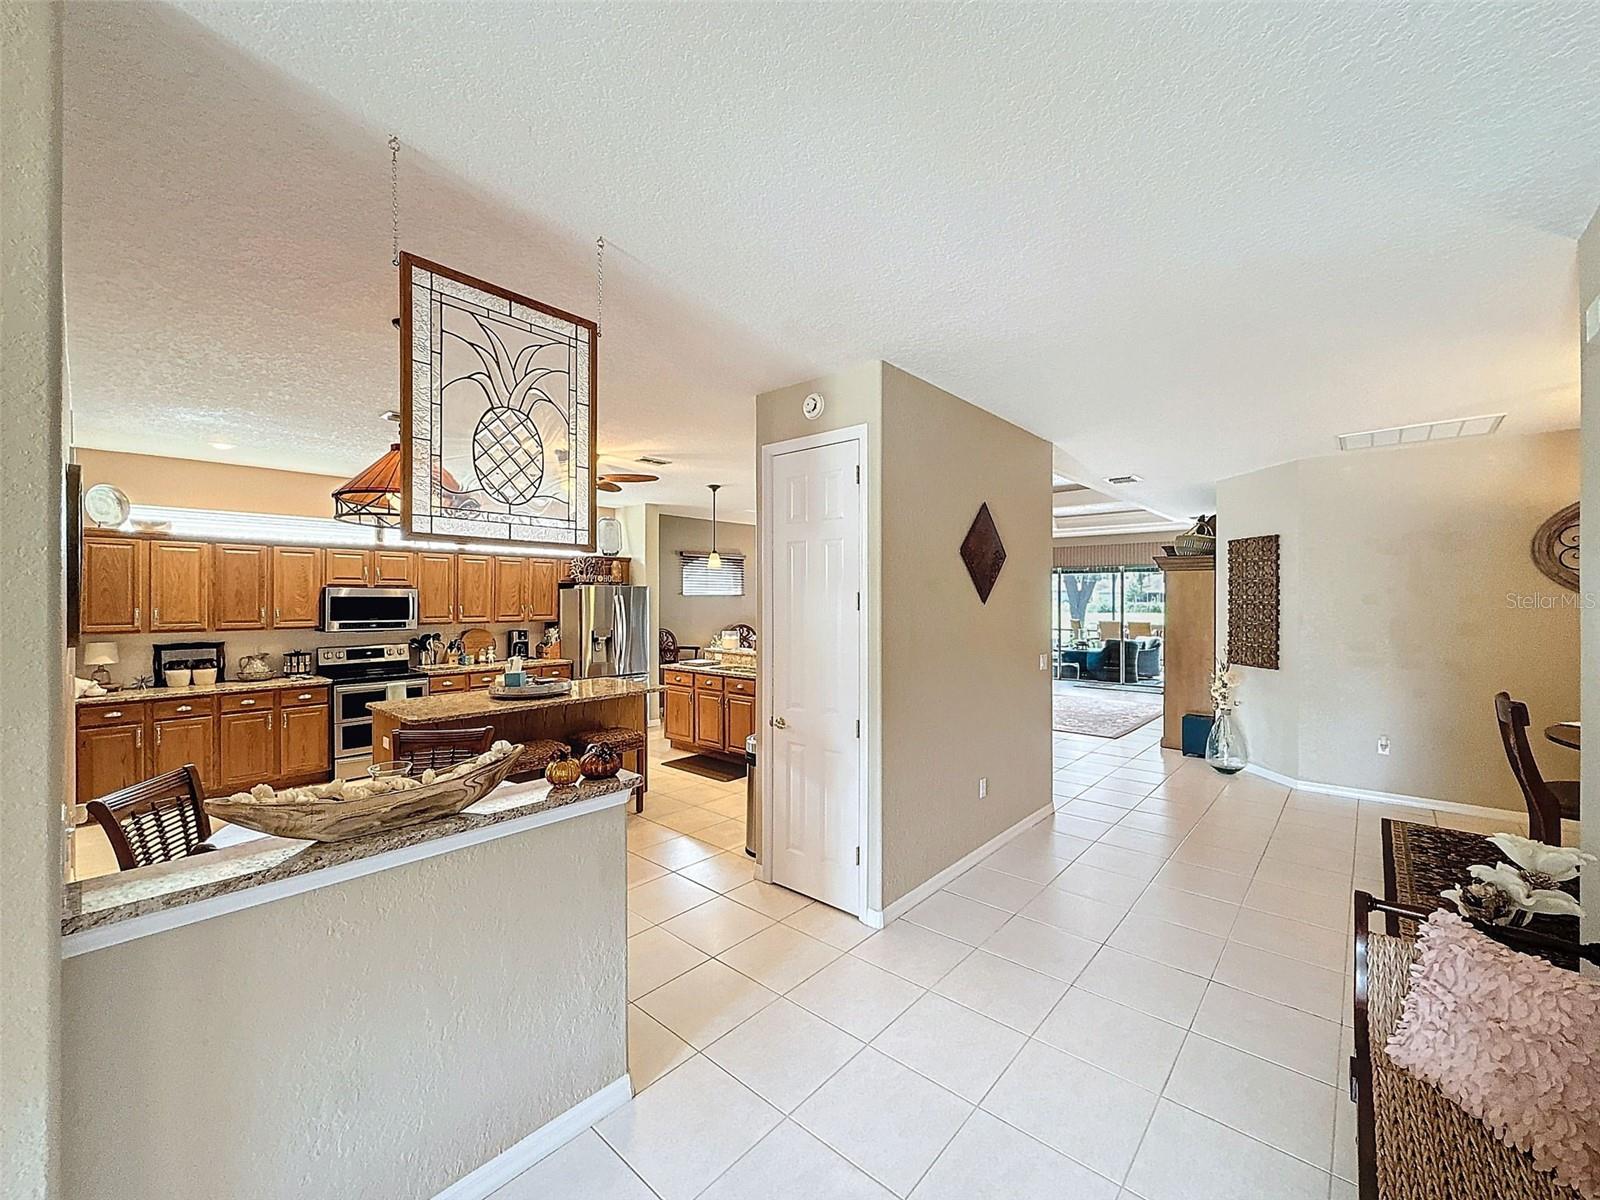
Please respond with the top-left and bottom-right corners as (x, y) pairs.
(65, 2), (1600, 519)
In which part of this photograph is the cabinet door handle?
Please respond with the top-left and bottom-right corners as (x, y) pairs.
(133, 607), (140, 627)
(155, 726), (162, 745)
(105, 710), (123, 719)
(297, 693), (312, 701)
(259, 605), (266, 623)
(274, 606), (281, 622)
(153, 607), (161, 624)
(267, 713), (273, 732)
(135, 726), (142, 748)
(239, 698), (256, 706)
(176, 704), (193, 713)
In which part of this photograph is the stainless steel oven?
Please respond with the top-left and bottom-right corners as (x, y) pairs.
(317, 644), (427, 779)
(319, 586), (418, 633)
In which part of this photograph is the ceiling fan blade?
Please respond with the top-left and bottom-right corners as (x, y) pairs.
(596, 480), (623, 492)
(598, 473), (660, 484)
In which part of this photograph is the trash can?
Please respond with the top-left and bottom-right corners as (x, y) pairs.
(744, 733), (759, 860)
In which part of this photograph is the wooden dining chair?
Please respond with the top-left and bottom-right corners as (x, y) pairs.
(732, 623), (757, 649)
(1493, 692), (1580, 845)
(659, 627), (680, 665)
(390, 726), (495, 774)
(85, 765), (215, 872)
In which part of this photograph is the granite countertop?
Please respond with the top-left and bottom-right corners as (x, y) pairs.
(370, 676), (652, 724)
(414, 660), (571, 675)
(667, 662), (757, 680)
(62, 771), (639, 939)
(77, 676), (334, 707)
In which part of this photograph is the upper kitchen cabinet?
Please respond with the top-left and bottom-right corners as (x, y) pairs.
(371, 549), (416, 586)
(455, 554), (494, 624)
(148, 541), (210, 632)
(323, 547), (372, 586)
(416, 552), (456, 625)
(271, 546), (323, 628)
(81, 536), (147, 634)
(526, 558), (561, 622)
(493, 556), (526, 623)
(211, 543), (271, 630)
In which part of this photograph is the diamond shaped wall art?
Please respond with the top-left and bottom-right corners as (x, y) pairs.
(400, 253), (597, 549)
(960, 503), (1007, 603)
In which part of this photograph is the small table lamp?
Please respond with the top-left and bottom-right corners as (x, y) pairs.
(83, 642), (118, 687)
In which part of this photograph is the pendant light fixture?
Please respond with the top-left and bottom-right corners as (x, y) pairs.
(707, 484), (723, 570)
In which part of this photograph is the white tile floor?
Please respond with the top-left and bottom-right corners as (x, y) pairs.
(493, 722), (1553, 1200)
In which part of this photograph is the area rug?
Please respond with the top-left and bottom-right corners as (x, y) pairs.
(1052, 684), (1162, 738)
(662, 754), (747, 783)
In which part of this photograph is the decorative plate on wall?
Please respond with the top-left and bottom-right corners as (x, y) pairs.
(1530, 502), (1578, 592)
(1227, 534), (1280, 670)
(960, 503), (1007, 604)
(401, 253), (597, 550)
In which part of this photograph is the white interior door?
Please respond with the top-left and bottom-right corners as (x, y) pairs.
(768, 436), (863, 912)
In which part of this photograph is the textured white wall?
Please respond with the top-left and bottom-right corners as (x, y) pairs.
(1218, 432), (1580, 810)
(1, 2), (65, 1195)
(63, 807), (628, 1200)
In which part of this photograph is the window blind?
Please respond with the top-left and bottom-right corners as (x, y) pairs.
(679, 551), (745, 597)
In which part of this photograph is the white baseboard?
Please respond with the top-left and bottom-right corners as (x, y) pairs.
(1242, 763), (1523, 822)
(865, 800), (1056, 928)
(433, 1074), (633, 1199)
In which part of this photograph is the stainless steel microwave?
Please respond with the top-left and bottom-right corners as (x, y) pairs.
(319, 586), (419, 632)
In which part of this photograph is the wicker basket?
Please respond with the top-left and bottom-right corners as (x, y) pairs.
(206, 749), (523, 842)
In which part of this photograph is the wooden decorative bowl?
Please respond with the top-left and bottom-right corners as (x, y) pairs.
(206, 749), (524, 843)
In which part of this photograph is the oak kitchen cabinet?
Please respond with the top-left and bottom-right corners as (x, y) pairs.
(455, 554), (495, 623)
(211, 544), (271, 630)
(416, 552), (457, 624)
(81, 536), (146, 634)
(662, 667), (754, 759)
(75, 704), (147, 806)
(148, 541), (210, 632)
(216, 699), (276, 793)
(271, 546), (323, 628)
(526, 557), (561, 622)
(277, 689), (332, 779)
(149, 697), (217, 781)
(323, 547), (373, 586)
(493, 556), (526, 623)
(372, 550), (416, 586)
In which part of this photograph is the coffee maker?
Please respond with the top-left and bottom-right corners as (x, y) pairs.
(506, 628), (530, 659)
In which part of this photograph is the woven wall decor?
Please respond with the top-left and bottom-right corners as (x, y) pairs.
(1227, 534), (1280, 670)
(960, 503), (1007, 604)
(1530, 502), (1579, 592)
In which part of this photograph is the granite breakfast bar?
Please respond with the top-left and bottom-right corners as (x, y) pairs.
(369, 675), (653, 810)
(60, 770), (635, 1200)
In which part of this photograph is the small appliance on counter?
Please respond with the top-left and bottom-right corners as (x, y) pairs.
(282, 649), (315, 678)
(506, 628), (530, 659)
(152, 641), (226, 688)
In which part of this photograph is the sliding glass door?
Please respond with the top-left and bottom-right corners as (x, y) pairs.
(1050, 565), (1165, 689)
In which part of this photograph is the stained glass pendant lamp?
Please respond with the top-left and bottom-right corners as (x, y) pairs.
(332, 442), (405, 527)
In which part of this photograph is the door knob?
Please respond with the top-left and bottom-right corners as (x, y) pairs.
(770, 716), (788, 729)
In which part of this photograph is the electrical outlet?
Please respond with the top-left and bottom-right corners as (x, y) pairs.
(978, 778), (988, 799)
(1377, 735), (1391, 756)
(1039, 653), (1048, 671)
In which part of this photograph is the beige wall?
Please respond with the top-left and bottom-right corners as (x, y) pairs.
(1579, 206), (1599, 948)
(878, 364), (1052, 906)
(657, 514), (757, 647)
(74, 448), (350, 519)
(756, 362), (1051, 911)
(64, 808), (627, 1200)
(1, 3), (65, 1194)
(1218, 431), (1580, 810)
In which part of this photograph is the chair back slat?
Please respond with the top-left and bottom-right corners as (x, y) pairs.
(391, 726), (494, 774)
(1493, 691), (1565, 844)
(85, 766), (211, 871)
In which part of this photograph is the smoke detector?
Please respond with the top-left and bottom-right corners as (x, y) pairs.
(1338, 414), (1503, 452)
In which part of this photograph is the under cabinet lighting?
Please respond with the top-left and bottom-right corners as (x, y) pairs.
(118, 504), (592, 558)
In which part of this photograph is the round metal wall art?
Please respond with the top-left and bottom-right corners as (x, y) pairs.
(1530, 502), (1579, 591)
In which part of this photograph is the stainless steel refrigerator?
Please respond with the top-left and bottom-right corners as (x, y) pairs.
(559, 584), (651, 679)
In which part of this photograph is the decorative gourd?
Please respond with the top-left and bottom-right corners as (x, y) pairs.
(579, 742), (622, 780)
(544, 756), (581, 787)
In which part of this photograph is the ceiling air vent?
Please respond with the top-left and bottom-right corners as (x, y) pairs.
(636, 455), (672, 466)
(1105, 474), (1143, 485)
(1337, 414), (1504, 452)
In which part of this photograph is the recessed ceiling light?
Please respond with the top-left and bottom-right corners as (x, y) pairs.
(209, 442), (236, 450)
(1105, 474), (1142, 485)
(1338, 414), (1504, 452)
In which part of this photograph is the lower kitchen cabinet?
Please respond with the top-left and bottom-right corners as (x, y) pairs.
(694, 690), (725, 749)
(216, 707), (277, 793)
(663, 667), (757, 758)
(75, 721), (146, 807)
(151, 712), (216, 781)
(725, 695), (756, 752)
(663, 683), (694, 743)
(278, 702), (331, 780)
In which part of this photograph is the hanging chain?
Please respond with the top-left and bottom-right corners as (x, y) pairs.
(389, 134), (402, 267)
(595, 236), (605, 338)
